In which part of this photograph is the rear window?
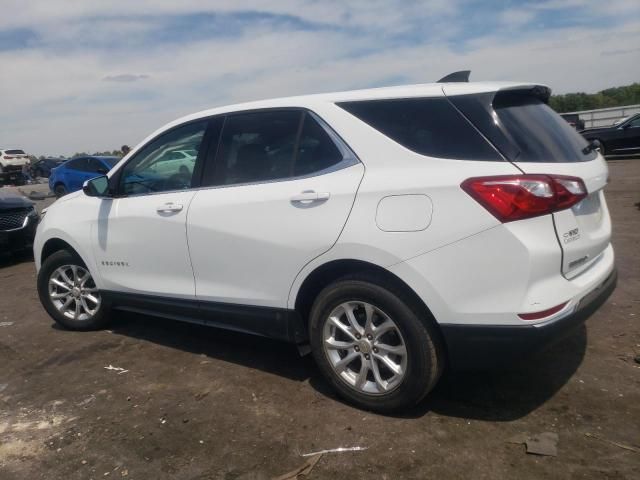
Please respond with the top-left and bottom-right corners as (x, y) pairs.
(337, 97), (501, 161)
(5, 149), (25, 155)
(449, 91), (597, 163)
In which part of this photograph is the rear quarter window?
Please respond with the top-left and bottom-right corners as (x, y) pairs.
(337, 97), (501, 161)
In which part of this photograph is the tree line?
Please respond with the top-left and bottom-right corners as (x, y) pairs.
(550, 83), (640, 113)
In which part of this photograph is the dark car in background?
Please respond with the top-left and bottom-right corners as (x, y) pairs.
(580, 113), (640, 156)
(32, 158), (67, 178)
(49, 156), (119, 197)
(0, 190), (39, 254)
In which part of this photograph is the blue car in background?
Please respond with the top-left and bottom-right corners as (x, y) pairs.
(49, 156), (120, 197)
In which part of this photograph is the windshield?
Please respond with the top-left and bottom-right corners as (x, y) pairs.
(5, 149), (25, 155)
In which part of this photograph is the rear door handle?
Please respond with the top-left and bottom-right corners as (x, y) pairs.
(156, 202), (183, 213)
(290, 191), (331, 204)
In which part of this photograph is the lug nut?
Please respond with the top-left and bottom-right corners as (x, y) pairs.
(356, 334), (361, 339)
(364, 354), (370, 360)
(354, 345), (360, 352)
(367, 334), (373, 340)
(373, 347), (378, 353)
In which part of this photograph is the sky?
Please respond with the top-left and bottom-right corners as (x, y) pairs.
(1, 0), (639, 157)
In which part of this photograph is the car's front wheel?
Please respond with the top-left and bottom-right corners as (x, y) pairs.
(309, 277), (443, 412)
(37, 249), (109, 330)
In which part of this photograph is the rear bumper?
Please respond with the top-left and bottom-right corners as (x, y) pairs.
(440, 268), (617, 370)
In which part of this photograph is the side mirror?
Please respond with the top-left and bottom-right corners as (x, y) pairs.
(83, 175), (111, 197)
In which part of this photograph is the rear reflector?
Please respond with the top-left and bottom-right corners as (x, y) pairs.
(518, 302), (568, 321)
(461, 174), (587, 222)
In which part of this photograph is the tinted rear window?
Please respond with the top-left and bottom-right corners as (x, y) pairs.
(5, 149), (25, 155)
(449, 91), (596, 163)
(337, 98), (501, 161)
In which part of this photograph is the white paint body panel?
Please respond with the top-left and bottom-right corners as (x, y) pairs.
(90, 191), (197, 298)
(376, 195), (432, 232)
(187, 164), (364, 307)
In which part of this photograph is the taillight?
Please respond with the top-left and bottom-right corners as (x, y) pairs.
(461, 174), (587, 222)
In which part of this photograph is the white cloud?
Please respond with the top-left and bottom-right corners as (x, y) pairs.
(0, 1), (638, 156)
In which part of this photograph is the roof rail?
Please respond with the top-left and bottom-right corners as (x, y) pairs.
(437, 70), (470, 83)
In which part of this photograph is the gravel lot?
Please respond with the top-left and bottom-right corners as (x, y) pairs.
(1, 160), (639, 479)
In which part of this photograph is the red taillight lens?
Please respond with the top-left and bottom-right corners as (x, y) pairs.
(461, 174), (587, 222)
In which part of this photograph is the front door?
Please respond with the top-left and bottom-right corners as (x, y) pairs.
(92, 120), (208, 298)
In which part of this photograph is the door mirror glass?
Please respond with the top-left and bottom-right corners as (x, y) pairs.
(83, 175), (110, 197)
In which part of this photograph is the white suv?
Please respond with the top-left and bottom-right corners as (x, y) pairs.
(34, 80), (616, 412)
(0, 149), (30, 172)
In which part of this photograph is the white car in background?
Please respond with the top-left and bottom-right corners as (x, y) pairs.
(34, 77), (616, 412)
(0, 149), (30, 173)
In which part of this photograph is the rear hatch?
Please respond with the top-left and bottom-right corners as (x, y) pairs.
(446, 85), (611, 278)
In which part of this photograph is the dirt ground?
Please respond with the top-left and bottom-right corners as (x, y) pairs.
(1, 160), (639, 480)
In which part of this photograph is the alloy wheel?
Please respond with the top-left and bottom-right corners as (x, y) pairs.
(322, 301), (408, 395)
(48, 265), (101, 321)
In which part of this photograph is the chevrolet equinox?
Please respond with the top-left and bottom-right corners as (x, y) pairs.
(35, 79), (617, 412)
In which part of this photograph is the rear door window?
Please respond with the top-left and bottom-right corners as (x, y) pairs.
(65, 158), (88, 171)
(87, 158), (107, 173)
(337, 98), (501, 161)
(213, 110), (302, 185)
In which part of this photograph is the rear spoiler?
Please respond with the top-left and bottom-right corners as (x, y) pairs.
(437, 70), (471, 83)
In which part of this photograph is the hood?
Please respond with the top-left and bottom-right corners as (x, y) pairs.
(0, 189), (35, 210)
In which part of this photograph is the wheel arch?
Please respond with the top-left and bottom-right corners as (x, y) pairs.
(293, 259), (445, 348)
(41, 237), (82, 265)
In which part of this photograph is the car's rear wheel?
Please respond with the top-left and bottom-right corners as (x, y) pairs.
(37, 249), (109, 330)
(309, 277), (443, 412)
(54, 183), (67, 198)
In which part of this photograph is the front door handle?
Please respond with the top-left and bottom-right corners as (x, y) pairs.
(156, 202), (183, 213)
(290, 191), (331, 204)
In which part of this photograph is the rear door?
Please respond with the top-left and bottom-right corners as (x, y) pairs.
(447, 87), (611, 278)
(187, 109), (363, 308)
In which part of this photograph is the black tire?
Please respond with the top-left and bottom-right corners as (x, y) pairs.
(309, 276), (443, 412)
(37, 249), (110, 330)
(54, 183), (67, 198)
